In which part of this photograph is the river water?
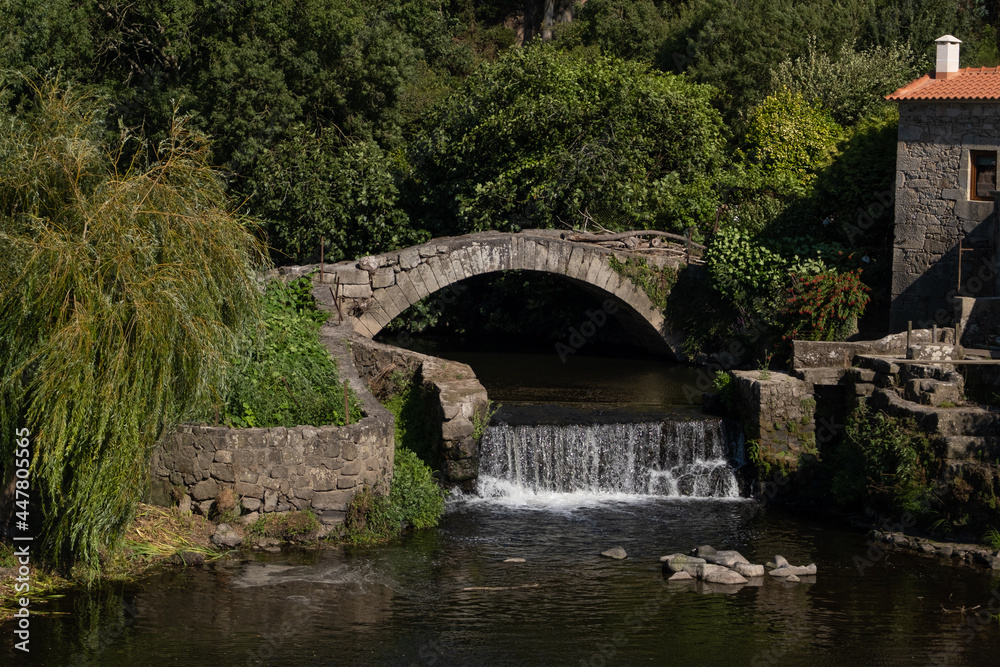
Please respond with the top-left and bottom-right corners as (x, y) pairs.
(6, 353), (1000, 665)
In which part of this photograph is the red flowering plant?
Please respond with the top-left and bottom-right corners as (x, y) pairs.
(779, 270), (870, 342)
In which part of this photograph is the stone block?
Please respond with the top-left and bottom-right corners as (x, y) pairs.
(442, 417), (474, 441)
(372, 268), (395, 289)
(241, 497), (261, 511)
(234, 481), (264, 498)
(214, 450), (232, 464)
(264, 489), (278, 513)
(335, 268), (371, 285)
(190, 478), (219, 501)
(336, 475), (359, 490)
(210, 463), (236, 483)
(341, 459), (364, 476)
(399, 248), (420, 269)
(341, 283), (373, 299)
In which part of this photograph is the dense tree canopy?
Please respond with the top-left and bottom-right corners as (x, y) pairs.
(408, 44), (728, 235)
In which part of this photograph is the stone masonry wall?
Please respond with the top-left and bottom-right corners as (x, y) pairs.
(149, 418), (393, 525)
(891, 101), (1000, 330)
(731, 370), (816, 457)
(349, 337), (489, 487)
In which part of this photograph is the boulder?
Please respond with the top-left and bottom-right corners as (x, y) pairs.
(601, 546), (628, 560)
(786, 574), (801, 583)
(668, 571), (693, 581)
(695, 563), (728, 580)
(691, 545), (718, 558)
(708, 550), (750, 568)
(503, 558), (526, 564)
(733, 562), (766, 578)
(664, 554), (707, 575)
(211, 523), (243, 548)
(768, 555), (790, 569)
(702, 567), (748, 585)
(769, 563), (817, 577)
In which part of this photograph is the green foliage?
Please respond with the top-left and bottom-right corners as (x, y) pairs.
(342, 485), (399, 544)
(711, 371), (736, 412)
(245, 510), (320, 540)
(223, 276), (363, 428)
(778, 270), (871, 341)
(409, 43), (727, 235)
(0, 80), (266, 572)
(472, 401), (502, 441)
(985, 526), (1000, 551)
(389, 447), (445, 529)
(382, 376), (440, 466)
(830, 403), (933, 515)
(379, 376), (446, 531)
(741, 90), (844, 196)
(608, 255), (677, 310)
(770, 38), (924, 124)
(557, 0), (671, 63)
(250, 131), (422, 263)
(662, 0), (869, 112)
(706, 227), (789, 313)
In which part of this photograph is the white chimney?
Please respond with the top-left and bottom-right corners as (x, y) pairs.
(936, 35), (962, 79)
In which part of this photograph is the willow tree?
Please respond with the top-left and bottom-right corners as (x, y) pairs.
(0, 81), (267, 573)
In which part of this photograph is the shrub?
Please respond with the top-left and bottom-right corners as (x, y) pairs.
(830, 403), (932, 515)
(222, 276), (363, 428)
(389, 447), (445, 529)
(741, 90), (844, 196)
(778, 270), (870, 341)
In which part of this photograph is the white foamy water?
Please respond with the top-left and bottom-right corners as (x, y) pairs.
(472, 419), (743, 505)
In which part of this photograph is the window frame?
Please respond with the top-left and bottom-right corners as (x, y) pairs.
(970, 150), (997, 201)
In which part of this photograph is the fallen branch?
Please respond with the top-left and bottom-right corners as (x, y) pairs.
(567, 230), (706, 250)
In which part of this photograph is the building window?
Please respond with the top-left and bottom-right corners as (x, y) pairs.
(971, 151), (997, 201)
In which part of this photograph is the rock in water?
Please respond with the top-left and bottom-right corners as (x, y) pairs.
(768, 555), (790, 569)
(663, 554), (707, 575)
(786, 574), (801, 583)
(733, 562), (766, 578)
(768, 563), (817, 577)
(601, 546), (628, 560)
(691, 545), (718, 558)
(668, 571), (693, 581)
(211, 523), (243, 548)
(503, 558), (526, 564)
(704, 568), (748, 585)
(709, 550), (750, 568)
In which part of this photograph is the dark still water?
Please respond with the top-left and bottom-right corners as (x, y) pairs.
(421, 350), (707, 412)
(9, 500), (1000, 666)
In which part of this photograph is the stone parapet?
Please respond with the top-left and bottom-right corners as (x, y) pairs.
(349, 337), (489, 487)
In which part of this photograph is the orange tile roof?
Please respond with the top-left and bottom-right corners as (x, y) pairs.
(887, 67), (1000, 100)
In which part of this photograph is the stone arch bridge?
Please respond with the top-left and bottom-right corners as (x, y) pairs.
(284, 230), (694, 358)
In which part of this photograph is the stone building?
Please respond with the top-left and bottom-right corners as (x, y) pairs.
(887, 35), (1000, 330)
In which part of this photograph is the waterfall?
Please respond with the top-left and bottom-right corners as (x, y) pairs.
(478, 419), (742, 499)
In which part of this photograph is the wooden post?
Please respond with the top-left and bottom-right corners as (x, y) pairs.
(685, 228), (692, 266)
(906, 320), (912, 353)
(344, 380), (351, 425)
(957, 237), (963, 294)
(932, 323), (938, 343)
(320, 235), (325, 283)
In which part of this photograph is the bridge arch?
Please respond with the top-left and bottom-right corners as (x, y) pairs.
(314, 231), (684, 359)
